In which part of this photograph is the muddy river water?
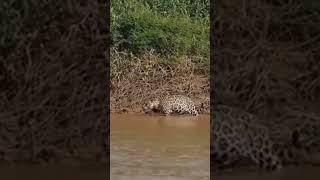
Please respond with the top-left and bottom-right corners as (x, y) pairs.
(111, 113), (210, 180)
(111, 113), (320, 180)
(3, 114), (319, 179)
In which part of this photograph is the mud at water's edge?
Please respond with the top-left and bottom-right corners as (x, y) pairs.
(110, 108), (210, 116)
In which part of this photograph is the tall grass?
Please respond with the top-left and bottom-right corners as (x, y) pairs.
(111, 0), (209, 64)
(110, 0), (210, 111)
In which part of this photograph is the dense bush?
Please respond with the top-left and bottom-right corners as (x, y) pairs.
(111, 0), (209, 64)
(213, 0), (320, 116)
(0, 0), (107, 163)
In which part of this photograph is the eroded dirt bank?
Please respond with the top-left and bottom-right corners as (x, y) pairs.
(110, 50), (210, 114)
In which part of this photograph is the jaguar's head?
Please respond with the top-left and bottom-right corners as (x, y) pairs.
(143, 99), (160, 113)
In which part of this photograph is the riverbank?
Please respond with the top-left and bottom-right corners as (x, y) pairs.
(110, 50), (210, 114)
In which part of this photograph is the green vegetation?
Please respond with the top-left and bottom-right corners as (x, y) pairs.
(110, 0), (210, 111)
(111, 0), (209, 64)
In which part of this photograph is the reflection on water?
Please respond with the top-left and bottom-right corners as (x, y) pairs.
(110, 114), (210, 180)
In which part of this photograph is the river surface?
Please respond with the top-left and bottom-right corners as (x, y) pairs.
(2, 113), (319, 179)
(110, 113), (210, 180)
(111, 113), (320, 180)
(1, 163), (107, 180)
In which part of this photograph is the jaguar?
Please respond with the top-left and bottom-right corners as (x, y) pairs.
(211, 104), (320, 172)
(143, 95), (199, 116)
